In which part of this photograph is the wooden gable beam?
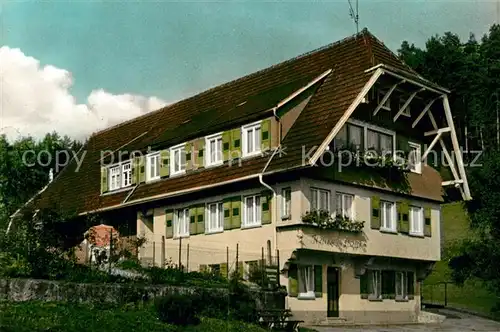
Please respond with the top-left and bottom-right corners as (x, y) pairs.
(393, 88), (424, 122)
(373, 81), (404, 116)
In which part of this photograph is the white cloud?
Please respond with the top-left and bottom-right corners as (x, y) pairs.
(0, 46), (168, 142)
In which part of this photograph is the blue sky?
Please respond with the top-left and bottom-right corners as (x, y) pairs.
(3, 1), (497, 103)
(0, 1), (497, 140)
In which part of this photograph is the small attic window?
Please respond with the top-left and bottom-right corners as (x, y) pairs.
(376, 89), (391, 111)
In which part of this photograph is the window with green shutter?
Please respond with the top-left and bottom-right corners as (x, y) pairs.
(194, 138), (205, 169)
(261, 190), (272, 225)
(100, 167), (108, 194)
(230, 196), (241, 229)
(159, 150), (170, 178)
(371, 196), (381, 229)
(138, 155), (146, 183)
(261, 119), (271, 151)
(222, 131), (231, 162)
(231, 128), (241, 159)
(424, 207), (432, 236)
(165, 209), (174, 239)
(398, 201), (410, 234)
(223, 198), (232, 230)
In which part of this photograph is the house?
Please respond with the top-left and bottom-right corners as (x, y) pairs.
(31, 29), (470, 325)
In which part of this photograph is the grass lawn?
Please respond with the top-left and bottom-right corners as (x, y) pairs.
(422, 202), (499, 316)
(0, 301), (268, 332)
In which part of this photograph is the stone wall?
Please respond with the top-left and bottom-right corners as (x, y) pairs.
(0, 278), (285, 310)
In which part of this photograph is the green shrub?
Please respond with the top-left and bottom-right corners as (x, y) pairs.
(154, 293), (200, 326)
(193, 288), (229, 319)
(116, 259), (142, 271)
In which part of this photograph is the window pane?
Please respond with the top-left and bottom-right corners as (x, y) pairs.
(180, 149), (186, 170)
(210, 140), (216, 163)
(336, 193), (342, 216)
(247, 130), (253, 153)
(311, 190), (318, 210)
(335, 125), (347, 148)
(380, 134), (393, 153)
(344, 195), (353, 219)
(320, 191), (328, 211)
(367, 130), (379, 151)
(349, 125), (363, 149)
(218, 203), (223, 228)
(255, 127), (261, 150)
(216, 138), (222, 162)
(255, 196), (261, 222)
(246, 197), (254, 223)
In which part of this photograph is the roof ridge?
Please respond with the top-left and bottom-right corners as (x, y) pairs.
(90, 29), (369, 139)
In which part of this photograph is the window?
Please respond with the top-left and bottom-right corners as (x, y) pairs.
(368, 270), (382, 299)
(310, 188), (330, 211)
(146, 152), (160, 181)
(381, 201), (396, 231)
(206, 202), (223, 233)
(174, 208), (190, 237)
(109, 165), (121, 191)
(335, 124), (363, 150)
(409, 206), (424, 236)
(408, 142), (422, 174)
(399, 98), (411, 117)
(206, 134), (223, 166)
(281, 188), (291, 219)
(170, 145), (186, 175)
(298, 265), (315, 299)
(243, 195), (261, 227)
(121, 162), (132, 187)
(242, 122), (261, 157)
(336, 193), (354, 219)
(395, 271), (407, 299)
(377, 89), (391, 110)
(367, 129), (393, 155)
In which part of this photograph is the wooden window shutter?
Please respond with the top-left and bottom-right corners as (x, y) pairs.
(314, 265), (323, 297)
(424, 206), (432, 237)
(165, 209), (174, 239)
(189, 206), (198, 235)
(360, 272), (369, 299)
(222, 131), (231, 162)
(231, 128), (241, 158)
(261, 119), (271, 151)
(160, 150), (170, 178)
(261, 190), (272, 225)
(223, 197), (232, 230)
(196, 204), (205, 234)
(185, 142), (193, 171)
(100, 167), (108, 194)
(288, 264), (298, 297)
(400, 200), (410, 234)
(371, 196), (381, 229)
(131, 158), (138, 185)
(138, 156), (146, 183)
(195, 138), (205, 169)
(230, 196), (241, 229)
(396, 202), (402, 232)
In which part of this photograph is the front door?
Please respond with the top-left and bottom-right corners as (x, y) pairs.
(327, 267), (340, 317)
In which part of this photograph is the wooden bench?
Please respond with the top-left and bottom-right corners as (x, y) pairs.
(257, 309), (304, 331)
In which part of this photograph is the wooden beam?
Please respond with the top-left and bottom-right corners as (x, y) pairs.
(373, 81), (403, 116)
(394, 88), (424, 121)
(412, 98), (437, 128)
(442, 180), (464, 186)
(424, 128), (451, 136)
(422, 132), (443, 161)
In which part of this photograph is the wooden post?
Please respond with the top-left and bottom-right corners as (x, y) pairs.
(226, 246), (229, 279)
(178, 237), (182, 271)
(186, 244), (190, 272)
(276, 249), (280, 287)
(108, 228), (113, 274)
(261, 247), (265, 287)
(161, 236), (165, 268)
(152, 241), (156, 267)
(235, 243), (239, 278)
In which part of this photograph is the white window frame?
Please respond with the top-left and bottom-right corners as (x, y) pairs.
(347, 119), (396, 159)
(408, 142), (422, 174)
(146, 152), (160, 182)
(206, 201), (223, 234)
(243, 194), (261, 228)
(121, 161), (132, 188)
(409, 205), (424, 236)
(336, 192), (354, 220)
(368, 270), (382, 300)
(377, 89), (391, 111)
(281, 187), (292, 220)
(108, 165), (121, 191)
(170, 143), (186, 176)
(310, 188), (330, 212)
(395, 271), (408, 300)
(205, 132), (223, 167)
(174, 208), (190, 238)
(298, 265), (315, 299)
(242, 121), (262, 157)
(380, 200), (397, 232)
(399, 98), (411, 117)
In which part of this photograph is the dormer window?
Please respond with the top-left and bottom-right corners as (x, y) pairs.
(377, 89), (391, 111)
(122, 162), (132, 187)
(109, 165), (121, 191)
(242, 122), (261, 157)
(106, 160), (133, 192)
(146, 152), (160, 182)
(206, 133), (223, 166)
(170, 144), (186, 176)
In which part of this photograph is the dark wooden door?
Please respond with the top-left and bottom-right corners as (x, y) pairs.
(327, 267), (340, 317)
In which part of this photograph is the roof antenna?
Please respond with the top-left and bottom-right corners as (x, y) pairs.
(348, 0), (359, 34)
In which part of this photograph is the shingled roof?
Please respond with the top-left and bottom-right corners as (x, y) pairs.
(36, 28), (434, 215)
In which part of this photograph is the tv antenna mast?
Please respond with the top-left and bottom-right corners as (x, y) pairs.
(348, 0), (359, 34)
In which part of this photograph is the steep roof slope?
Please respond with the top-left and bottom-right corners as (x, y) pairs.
(36, 29), (419, 215)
